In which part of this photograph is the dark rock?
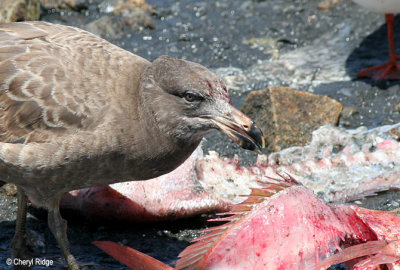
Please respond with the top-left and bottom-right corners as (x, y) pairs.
(40, 0), (90, 11)
(0, 0), (40, 23)
(241, 86), (342, 152)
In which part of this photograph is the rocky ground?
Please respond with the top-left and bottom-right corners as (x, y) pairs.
(1, 0), (400, 269)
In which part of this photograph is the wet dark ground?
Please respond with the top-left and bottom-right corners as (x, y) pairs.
(1, 0), (400, 269)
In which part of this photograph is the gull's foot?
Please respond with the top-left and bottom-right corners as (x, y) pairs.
(9, 238), (34, 270)
(9, 234), (33, 260)
(358, 56), (400, 80)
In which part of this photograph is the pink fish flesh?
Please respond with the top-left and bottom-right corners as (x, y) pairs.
(93, 175), (400, 269)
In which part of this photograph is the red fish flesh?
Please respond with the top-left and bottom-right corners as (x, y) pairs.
(93, 175), (400, 269)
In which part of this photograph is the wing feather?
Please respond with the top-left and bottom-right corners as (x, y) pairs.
(0, 22), (121, 143)
(0, 22), (47, 41)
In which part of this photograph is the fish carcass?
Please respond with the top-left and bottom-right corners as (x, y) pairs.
(93, 174), (400, 269)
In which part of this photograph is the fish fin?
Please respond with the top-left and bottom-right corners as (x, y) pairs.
(264, 171), (300, 185)
(353, 254), (399, 269)
(176, 172), (297, 269)
(316, 240), (400, 269)
(93, 241), (173, 270)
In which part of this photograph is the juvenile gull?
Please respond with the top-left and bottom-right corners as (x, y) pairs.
(0, 21), (264, 269)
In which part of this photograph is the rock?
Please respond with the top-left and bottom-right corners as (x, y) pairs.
(242, 36), (280, 58)
(389, 126), (400, 140)
(317, 0), (339, 12)
(341, 106), (358, 119)
(40, 0), (89, 11)
(114, 0), (153, 11)
(394, 102), (400, 112)
(113, 0), (155, 29)
(86, 15), (123, 39)
(0, 183), (17, 198)
(241, 86), (342, 152)
(339, 106), (358, 127)
(0, 0), (40, 23)
(98, 0), (123, 13)
(86, 0), (155, 39)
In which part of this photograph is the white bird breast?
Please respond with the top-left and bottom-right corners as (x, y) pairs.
(352, 0), (400, 14)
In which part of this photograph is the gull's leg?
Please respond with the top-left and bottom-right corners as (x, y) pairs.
(359, 14), (400, 80)
(47, 197), (79, 270)
(10, 186), (29, 259)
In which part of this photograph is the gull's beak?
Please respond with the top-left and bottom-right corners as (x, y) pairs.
(201, 107), (265, 153)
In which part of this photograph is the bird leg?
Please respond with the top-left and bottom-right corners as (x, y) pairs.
(47, 198), (79, 270)
(10, 186), (29, 259)
(359, 14), (400, 80)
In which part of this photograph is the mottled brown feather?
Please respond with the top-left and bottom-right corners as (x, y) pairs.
(0, 21), (139, 143)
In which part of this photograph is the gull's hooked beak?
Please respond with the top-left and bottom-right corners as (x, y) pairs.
(201, 107), (266, 153)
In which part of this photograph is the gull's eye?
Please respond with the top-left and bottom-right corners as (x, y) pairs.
(183, 92), (202, 102)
